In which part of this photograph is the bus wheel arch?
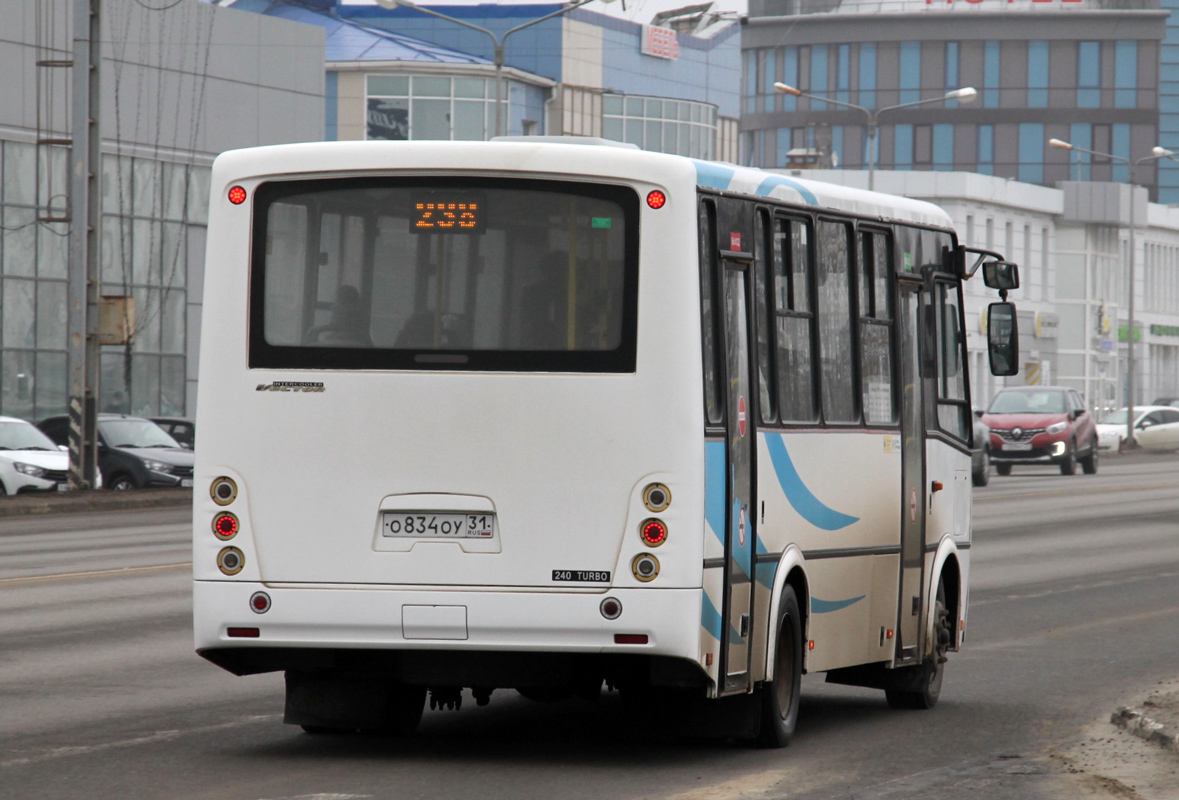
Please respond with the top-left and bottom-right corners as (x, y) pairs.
(763, 551), (810, 683)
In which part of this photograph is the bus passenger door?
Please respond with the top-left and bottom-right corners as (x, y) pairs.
(720, 254), (755, 695)
(896, 282), (927, 665)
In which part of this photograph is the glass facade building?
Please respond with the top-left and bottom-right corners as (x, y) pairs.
(742, 1), (1166, 198)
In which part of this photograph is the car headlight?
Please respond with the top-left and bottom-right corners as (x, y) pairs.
(1046, 421), (1068, 434)
(13, 462), (46, 478)
(143, 459), (172, 473)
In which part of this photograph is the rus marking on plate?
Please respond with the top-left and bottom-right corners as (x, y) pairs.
(552, 570), (611, 582)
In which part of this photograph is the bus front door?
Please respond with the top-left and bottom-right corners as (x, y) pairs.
(720, 255), (755, 695)
(897, 282), (927, 665)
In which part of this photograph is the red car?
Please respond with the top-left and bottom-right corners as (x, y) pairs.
(982, 387), (1098, 476)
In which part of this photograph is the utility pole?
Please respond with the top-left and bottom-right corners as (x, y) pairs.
(67, 0), (101, 489)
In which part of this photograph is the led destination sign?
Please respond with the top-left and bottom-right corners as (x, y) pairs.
(411, 198), (483, 232)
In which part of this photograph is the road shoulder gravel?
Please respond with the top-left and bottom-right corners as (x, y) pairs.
(1053, 679), (1179, 800)
(0, 488), (191, 518)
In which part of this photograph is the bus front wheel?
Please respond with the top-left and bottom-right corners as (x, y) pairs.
(757, 586), (803, 748)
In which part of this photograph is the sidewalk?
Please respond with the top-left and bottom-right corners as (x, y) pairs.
(0, 488), (192, 518)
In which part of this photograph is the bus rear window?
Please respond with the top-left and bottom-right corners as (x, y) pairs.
(250, 177), (639, 372)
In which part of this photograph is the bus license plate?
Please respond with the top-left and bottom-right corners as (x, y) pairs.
(382, 512), (494, 539)
(1003, 442), (1032, 451)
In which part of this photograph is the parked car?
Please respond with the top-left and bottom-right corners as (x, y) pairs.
(0, 416), (72, 495)
(1136, 409), (1179, 452)
(971, 409), (991, 487)
(1095, 406), (1179, 452)
(151, 417), (195, 450)
(1150, 396), (1179, 408)
(982, 386), (1099, 476)
(37, 413), (194, 490)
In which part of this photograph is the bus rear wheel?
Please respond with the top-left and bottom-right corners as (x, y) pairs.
(885, 581), (950, 711)
(757, 586), (802, 748)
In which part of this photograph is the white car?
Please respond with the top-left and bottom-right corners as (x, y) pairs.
(0, 416), (72, 495)
(1137, 409), (1179, 452)
(1095, 406), (1179, 452)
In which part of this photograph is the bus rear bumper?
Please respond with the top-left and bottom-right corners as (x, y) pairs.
(194, 580), (705, 679)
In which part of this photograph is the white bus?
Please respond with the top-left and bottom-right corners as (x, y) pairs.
(193, 140), (1016, 746)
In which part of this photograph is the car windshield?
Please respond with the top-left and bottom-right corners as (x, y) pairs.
(99, 419), (182, 449)
(987, 391), (1066, 414)
(0, 421), (58, 451)
(1098, 410), (1145, 428)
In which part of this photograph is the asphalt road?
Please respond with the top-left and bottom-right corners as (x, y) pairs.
(2, 454), (1178, 800)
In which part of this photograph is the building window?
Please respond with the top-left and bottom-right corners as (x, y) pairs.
(366, 75), (507, 141)
(899, 41), (921, 104)
(782, 47), (799, 112)
(746, 50), (757, 114)
(978, 125), (994, 176)
(1115, 41), (1138, 109)
(1069, 123), (1093, 179)
(1028, 41), (1049, 108)
(1078, 42), (1101, 108)
(983, 41), (1000, 108)
(1019, 123), (1045, 184)
(933, 124), (953, 171)
(895, 124), (914, 169)
(1112, 123), (1131, 182)
(945, 42), (960, 108)
(859, 43), (876, 109)
(602, 94), (717, 160)
(837, 45), (851, 104)
(764, 49), (777, 113)
(810, 45), (829, 109)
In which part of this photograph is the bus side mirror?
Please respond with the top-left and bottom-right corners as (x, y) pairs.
(988, 302), (1019, 377)
(983, 261), (1020, 291)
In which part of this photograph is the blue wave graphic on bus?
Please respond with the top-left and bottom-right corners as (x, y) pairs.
(705, 441), (727, 544)
(753, 175), (818, 206)
(692, 160), (736, 190)
(812, 595), (865, 614)
(765, 435), (859, 531)
(701, 591), (724, 641)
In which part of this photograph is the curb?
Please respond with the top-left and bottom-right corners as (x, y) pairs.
(1111, 707), (1179, 751)
(0, 488), (192, 519)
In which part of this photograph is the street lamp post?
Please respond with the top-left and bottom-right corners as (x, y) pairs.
(376, 0), (596, 138)
(1047, 138), (1175, 449)
(772, 83), (977, 191)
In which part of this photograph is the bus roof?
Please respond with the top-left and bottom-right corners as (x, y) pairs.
(212, 140), (953, 230)
(690, 159), (954, 229)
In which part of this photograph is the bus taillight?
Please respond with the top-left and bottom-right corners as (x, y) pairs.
(640, 519), (667, 547)
(250, 591), (271, 614)
(212, 512), (239, 540)
(646, 190), (666, 209)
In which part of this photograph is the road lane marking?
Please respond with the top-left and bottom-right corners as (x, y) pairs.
(0, 562), (191, 585)
(0, 715), (278, 768)
(665, 770), (793, 800)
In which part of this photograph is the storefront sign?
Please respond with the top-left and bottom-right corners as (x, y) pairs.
(1150, 324), (1179, 338)
(641, 25), (679, 60)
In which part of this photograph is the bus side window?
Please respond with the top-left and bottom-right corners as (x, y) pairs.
(859, 229), (897, 425)
(699, 200), (723, 426)
(754, 209), (776, 424)
(816, 220), (857, 423)
(772, 217), (817, 423)
(935, 281), (970, 440)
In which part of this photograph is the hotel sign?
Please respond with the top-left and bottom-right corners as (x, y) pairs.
(641, 25), (679, 60)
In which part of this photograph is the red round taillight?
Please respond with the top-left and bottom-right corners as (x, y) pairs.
(250, 591), (271, 614)
(600, 597), (622, 620)
(640, 518), (668, 547)
(227, 185), (247, 205)
(213, 511), (239, 540)
(646, 190), (666, 209)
